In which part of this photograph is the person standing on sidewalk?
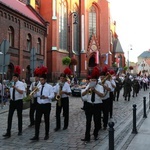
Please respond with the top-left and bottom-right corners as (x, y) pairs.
(30, 66), (54, 141)
(81, 67), (104, 142)
(54, 72), (71, 131)
(3, 66), (25, 138)
(28, 68), (40, 127)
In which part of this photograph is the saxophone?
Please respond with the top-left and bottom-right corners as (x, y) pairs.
(56, 82), (64, 106)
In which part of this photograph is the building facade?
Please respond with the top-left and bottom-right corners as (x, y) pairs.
(0, 0), (125, 82)
(0, 0), (48, 82)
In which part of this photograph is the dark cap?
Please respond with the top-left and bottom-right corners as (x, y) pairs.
(60, 73), (66, 78)
(40, 74), (47, 79)
(13, 73), (19, 78)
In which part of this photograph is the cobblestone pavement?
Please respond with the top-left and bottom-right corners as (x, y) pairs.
(0, 88), (149, 150)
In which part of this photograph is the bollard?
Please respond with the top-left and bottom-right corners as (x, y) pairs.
(109, 122), (115, 150)
(143, 97), (147, 118)
(132, 104), (137, 134)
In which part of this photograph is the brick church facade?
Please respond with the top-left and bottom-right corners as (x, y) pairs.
(0, 0), (125, 82)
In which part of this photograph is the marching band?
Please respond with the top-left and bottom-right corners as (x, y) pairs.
(1, 65), (149, 143)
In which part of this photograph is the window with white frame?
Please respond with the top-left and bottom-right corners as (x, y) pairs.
(89, 6), (97, 40)
(59, 0), (68, 51)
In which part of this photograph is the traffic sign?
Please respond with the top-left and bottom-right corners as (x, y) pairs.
(0, 39), (9, 54)
(0, 54), (10, 66)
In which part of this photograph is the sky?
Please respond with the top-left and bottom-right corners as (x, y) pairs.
(109, 0), (150, 63)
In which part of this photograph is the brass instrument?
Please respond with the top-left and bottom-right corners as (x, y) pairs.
(29, 83), (41, 97)
(101, 73), (111, 85)
(56, 82), (64, 106)
(88, 88), (92, 95)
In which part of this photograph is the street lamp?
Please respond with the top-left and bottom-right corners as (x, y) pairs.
(127, 45), (132, 71)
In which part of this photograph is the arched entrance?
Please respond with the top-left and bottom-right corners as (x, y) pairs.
(88, 53), (97, 75)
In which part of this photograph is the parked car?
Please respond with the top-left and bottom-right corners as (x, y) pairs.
(71, 79), (87, 96)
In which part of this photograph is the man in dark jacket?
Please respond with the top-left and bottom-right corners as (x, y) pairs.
(114, 75), (122, 101)
(123, 73), (132, 101)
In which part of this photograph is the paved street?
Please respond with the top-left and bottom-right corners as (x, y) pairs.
(0, 88), (149, 150)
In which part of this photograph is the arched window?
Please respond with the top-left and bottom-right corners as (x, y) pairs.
(37, 38), (41, 54)
(27, 34), (32, 51)
(89, 6), (97, 40)
(8, 26), (14, 47)
(59, 0), (68, 51)
(72, 6), (79, 53)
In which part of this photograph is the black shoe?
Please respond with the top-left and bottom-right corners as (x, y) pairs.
(44, 135), (49, 140)
(54, 127), (60, 132)
(30, 136), (39, 141)
(81, 138), (90, 142)
(103, 127), (107, 130)
(28, 124), (34, 127)
(94, 136), (99, 141)
(63, 127), (67, 130)
(18, 132), (22, 136)
(3, 133), (11, 138)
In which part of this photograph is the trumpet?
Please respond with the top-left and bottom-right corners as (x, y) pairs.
(101, 73), (111, 85)
(29, 83), (41, 97)
(88, 88), (92, 95)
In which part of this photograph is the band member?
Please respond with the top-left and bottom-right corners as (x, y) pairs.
(81, 67), (104, 142)
(30, 66), (54, 141)
(54, 72), (71, 131)
(3, 66), (25, 138)
(109, 70), (116, 118)
(28, 68), (40, 127)
(100, 71), (111, 130)
(81, 76), (91, 111)
(114, 74), (122, 101)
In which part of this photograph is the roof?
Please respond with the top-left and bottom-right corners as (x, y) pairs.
(113, 38), (124, 53)
(138, 51), (150, 58)
(0, 0), (44, 25)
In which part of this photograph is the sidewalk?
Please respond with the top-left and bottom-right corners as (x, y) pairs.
(126, 110), (150, 150)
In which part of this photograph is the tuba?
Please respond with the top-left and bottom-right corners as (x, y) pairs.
(56, 82), (64, 106)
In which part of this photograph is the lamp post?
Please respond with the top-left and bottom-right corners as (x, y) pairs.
(127, 45), (132, 72)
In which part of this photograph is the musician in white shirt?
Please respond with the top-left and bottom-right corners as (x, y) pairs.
(54, 73), (71, 132)
(3, 73), (25, 138)
(28, 74), (40, 127)
(30, 74), (54, 141)
(81, 68), (104, 142)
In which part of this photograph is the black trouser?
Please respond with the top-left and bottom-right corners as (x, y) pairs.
(143, 83), (147, 91)
(114, 89), (120, 101)
(109, 92), (114, 118)
(29, 98), (37, 125)
(84, 102), (102, 140)
(56, 97), (69, 129)
(7, 100), (23, 134)
(102, 98), (110, 128)
(35, 103), (51, 137)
